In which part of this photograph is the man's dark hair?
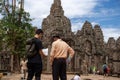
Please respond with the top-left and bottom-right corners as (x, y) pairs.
(52, 35), (60, 39)
(75, 73), (80, 76)
(35, 29), (43, 34)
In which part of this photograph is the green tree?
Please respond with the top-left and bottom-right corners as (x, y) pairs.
(0, 0), (35, 72)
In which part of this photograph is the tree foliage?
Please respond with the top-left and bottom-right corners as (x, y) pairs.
(0, 0), (34, 57)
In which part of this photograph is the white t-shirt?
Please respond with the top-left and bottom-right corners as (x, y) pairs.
(73, 75), (81, 80)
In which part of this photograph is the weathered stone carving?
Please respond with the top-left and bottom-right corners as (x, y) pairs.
(106, 37), (120, 73)
(116, 37), (120, 51)
(42, 0), (72, 48)
(42, 0), (73, 72)
(41, 0), (120, 74)
(74, 21), (105, 73)
(0, 0), (119, 74)
(106, 37), (116, 50)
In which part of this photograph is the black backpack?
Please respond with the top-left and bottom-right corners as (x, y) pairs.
(26, 38), (37, 58)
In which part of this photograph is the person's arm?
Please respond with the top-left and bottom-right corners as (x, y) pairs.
(66, 46), (75, 64)
(50, 42), (56, 65)
(68, 46), (75, 59)
(37, 40), (46, 57)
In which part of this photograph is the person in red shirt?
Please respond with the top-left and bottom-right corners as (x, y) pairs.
(107, 66), (110, 76)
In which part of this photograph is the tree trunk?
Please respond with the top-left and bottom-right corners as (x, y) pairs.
(10, 54), (20, 73)
(10, 55), (14, 72)
(13, 55), (20, 73)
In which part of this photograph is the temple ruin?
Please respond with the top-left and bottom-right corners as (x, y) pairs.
(0, 0), (119, 75)
(41, 0), (120, 74)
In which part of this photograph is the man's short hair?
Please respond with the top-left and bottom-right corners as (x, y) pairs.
(35, 29), (43, 34)
(75, 73), (80, 76)
(52, 35), (60, 39)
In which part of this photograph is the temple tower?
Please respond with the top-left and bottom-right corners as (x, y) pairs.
(41, 0), (73, 72)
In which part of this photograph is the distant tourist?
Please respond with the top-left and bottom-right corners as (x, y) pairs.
(96, 70), (100, 75)
(102, 63), (108, 77)
(92, 65), (96, 75)
(20, 58), (27, 79)
(71, 73), (81, 80)
(107, 65), (110, 76)
(50, 35), (75, 80)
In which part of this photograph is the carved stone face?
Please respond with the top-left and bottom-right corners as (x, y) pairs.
(83, 22), (92, 35)
(84, 40), (92, 54)
(53, 8), (62, 17)
(85, 29), (91, 35)
(116, 37), (120, 49)
(107, 38), (116, 49)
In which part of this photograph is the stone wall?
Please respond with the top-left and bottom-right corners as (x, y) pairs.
(106, 37), (120, 73)
(41, 0), (74, 72)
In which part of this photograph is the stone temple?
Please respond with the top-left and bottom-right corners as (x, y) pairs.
(41, 0), (120, 74)
(0, 0), (119, 75)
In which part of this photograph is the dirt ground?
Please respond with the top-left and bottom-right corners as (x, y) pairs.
(1, 73), (120, 80)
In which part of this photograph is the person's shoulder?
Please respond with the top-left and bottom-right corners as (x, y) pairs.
(34, 38), (41, 43)
(61, 40), (68, 44)
(53, 39), (60, 44)
(33, 37), (39, 41)
(52, 41), (57, 45)
(63, 41), (70, 47)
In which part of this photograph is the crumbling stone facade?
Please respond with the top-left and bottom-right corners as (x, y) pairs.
(41, 0), (120, 74)
(105, 37), (120, 74)
(41, 0), (74, 72)
(74, 21), (105, 73)
(42, 0), (73, 48)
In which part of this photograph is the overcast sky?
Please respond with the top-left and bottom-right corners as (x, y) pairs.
(24, 0), (120, 42)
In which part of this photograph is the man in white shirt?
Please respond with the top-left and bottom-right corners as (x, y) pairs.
(72, 73), (81, 80)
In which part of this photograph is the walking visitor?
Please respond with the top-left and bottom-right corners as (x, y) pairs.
(20, 58), (27, 79)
